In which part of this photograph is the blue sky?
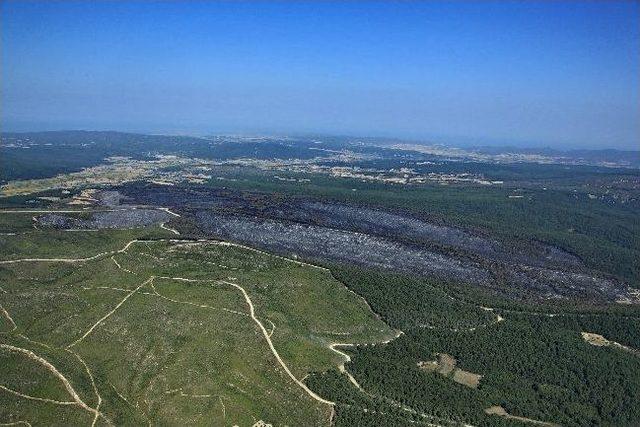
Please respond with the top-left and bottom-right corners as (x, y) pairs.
(1, 1), (638, 149)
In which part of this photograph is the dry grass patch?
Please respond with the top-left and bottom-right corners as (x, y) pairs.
(452, 368), (482, 388)
(581, 331), (640, 357)
(485, 405), (560, 426)
(581, 332), (610, 347)
(417, 353), (482, 388)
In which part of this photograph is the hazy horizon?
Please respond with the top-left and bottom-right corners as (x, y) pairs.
(2, 1), (639, 150)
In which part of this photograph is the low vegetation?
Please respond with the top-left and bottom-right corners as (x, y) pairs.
(2, 132), (639, 426)
(0, 221), (393, 425)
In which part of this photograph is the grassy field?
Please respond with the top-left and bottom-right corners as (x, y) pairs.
(0, 218), (394, 426)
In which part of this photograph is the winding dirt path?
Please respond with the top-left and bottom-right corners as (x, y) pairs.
(155, 274), (337, 406)
(158, 207), (181, 218)
(67, 276), (155, 348)
(218, 280), (336, 406)
(159, 223), (180, 235)
(0, 384), (77, 405)
(0, 252), (115, 265)
(0, 344), (101, 418)
(0, 304), (17, 333)
(0, 421), (32, 427)
(66, 349), (105, 427)
(329, 343), (364, 390)
(150, 279), (248, 318)
(214, 241), (329, 271)
(0, 237), (329, 271)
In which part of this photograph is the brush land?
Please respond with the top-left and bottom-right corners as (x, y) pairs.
(2, 131), (639, 426)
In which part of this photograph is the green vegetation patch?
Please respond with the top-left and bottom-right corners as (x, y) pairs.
(1, 228), (393, 426)
(308, 267), (640, 426)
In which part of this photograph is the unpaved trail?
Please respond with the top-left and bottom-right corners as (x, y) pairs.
(0, 344), (100, 418)
(66, 348), (106, 427)
(214, 241), (329, 272)
(218, 280), (336, 406)
(265, 319), (276, 338)
(0, 237), (148, 264)
(0, 206), (178, 216)
(67, 276), (155, 348)
(485, 406), (559, 427)
(339, 365), (362, 390)
(0, 252), (115, 265)
(111, 256), (136, 274)
(82, 286), (156, 297)
(0, 237), (331, 272)
(328, 343), (364, 389)
(327, 343), (455, 427)
(88, 276), (249, 317)
(423, 311), (504, 333)
(0, 304), (17, 333)
(147, 275), (336, 407)
(0, 384), (77, 405)
(158, 207), (181, 218)
(0, 231), (37, 236)
(164, 387), (213, 399)
(158, 207), (181, 235)
(160, 223), (180, 235)
(17, 334), (53, 350)
(329, 343), (353, 362)
(156, 276), (433, 423)
(150, 279), (248, 318)
(109, 382), (136, 410)
(434, 284), (640, 324)
(0, 239), (213, 265)
(1, 206), (182, 240)
(0, 420), (33, 427)
(219, 396), (226, 421)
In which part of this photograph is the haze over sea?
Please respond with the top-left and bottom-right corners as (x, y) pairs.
(1, 0), (639, 149)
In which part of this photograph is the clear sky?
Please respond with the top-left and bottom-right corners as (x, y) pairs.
(1, 1), (639, 149)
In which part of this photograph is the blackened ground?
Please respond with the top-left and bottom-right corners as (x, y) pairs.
(117, 183), (630, 303)
(195, 211), (490, 285)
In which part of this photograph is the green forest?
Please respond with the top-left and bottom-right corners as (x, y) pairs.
(307, 267), (640, 426)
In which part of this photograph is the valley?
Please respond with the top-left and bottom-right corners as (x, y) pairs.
(1, 131), (639, 426)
